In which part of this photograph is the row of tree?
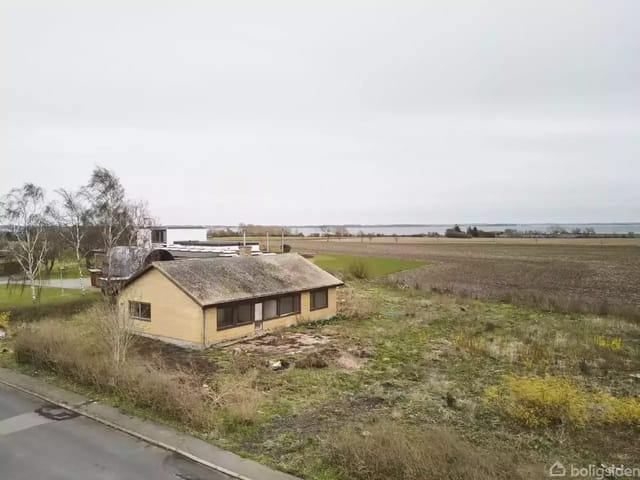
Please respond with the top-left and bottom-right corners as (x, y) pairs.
(0, 166), (152, 302)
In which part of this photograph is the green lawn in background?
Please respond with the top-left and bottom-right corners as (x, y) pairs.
(0, 286), (95, 308)
(46, 259), (89, 280)
(312, 254), (428, 277)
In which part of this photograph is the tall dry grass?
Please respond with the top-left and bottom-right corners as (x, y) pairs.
(326, 420), (536, 480)
(337, 286), (379, 319)
(13, 317), (263, 432)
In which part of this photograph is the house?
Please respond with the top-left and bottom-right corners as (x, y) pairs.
(119, 253), (343, 348)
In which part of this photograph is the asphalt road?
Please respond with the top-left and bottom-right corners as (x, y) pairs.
(0, 383), (231, 480)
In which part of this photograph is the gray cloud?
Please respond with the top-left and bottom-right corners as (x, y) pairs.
(2, 1), (639, 224)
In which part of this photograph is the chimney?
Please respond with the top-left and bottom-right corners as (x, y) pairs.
(238, 246), (252, 257)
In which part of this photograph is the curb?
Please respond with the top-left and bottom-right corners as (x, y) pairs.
(0, 377), (251, 480)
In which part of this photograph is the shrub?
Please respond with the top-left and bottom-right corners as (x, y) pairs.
(0, 311), (10, 332)
(13, 314), (269, 433)
(348, 259), (371, 279)
(326, 420), (528, 480)
(484, 375), (640, 427)
(12, 319), (218, 431)
(282, 244), (291, 253)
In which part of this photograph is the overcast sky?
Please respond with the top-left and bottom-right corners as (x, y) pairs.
(2, 1), (639, 225)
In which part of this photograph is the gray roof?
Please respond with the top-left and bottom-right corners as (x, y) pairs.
(130, 253), (343, 306)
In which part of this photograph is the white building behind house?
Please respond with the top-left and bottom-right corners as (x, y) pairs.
(136, 225), (266, 257)
(143, 225), (209, 246)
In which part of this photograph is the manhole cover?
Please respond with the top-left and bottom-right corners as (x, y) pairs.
(35, 404), (80, 421)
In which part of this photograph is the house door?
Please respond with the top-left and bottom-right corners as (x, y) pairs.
(254, 303), (263, 332)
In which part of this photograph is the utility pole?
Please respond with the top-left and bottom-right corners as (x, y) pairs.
(266, 232), (270, 253)
(281, 228), (284, 253)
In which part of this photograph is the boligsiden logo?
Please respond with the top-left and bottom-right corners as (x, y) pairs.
(548, 461), (640, 478)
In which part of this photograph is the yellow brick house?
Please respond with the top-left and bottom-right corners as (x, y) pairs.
(119, 253), (343, 348)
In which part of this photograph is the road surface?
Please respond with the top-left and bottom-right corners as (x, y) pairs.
(0, 382), (231, 480)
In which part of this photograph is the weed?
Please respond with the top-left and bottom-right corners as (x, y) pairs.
(594, 336), (623, 351)
(452, 330), (487, 356)
(0, 311), (10, 331)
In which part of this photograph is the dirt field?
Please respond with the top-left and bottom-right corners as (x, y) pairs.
(289, 237), (640, 318)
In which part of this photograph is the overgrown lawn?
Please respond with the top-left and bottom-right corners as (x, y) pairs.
(3, 282), (639, 479)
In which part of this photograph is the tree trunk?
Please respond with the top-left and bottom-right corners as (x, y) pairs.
(30, 276), (37, 303)
(76, 247), (86, 295)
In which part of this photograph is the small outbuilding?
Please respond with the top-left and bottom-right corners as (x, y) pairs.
(119, 253), (343, 348)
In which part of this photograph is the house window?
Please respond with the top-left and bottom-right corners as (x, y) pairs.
(310, 289), (329, 310)
(217, 302), (253, 330)
(263, 299), (277, 320)
(278, 294), (300, 316)
(129, 301), (151, 321)
(151, 229), (166, 243)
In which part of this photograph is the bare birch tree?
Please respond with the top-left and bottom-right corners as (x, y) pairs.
(1, 184), (50, 303)
(51, 188), (93, 294)
(84, 167), (140, 364)
(95, 298), (137, 366)
(126, 199), (154, 247)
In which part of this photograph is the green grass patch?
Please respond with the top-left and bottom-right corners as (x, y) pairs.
(0, 286), (91, 307)
(45, 258), (89, 279)
(313, 254), (427, 277)
(0, 286), (99, 322)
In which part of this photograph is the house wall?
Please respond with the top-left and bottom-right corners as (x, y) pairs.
(204, 287), (338, 345)
(119, 268), (204, 347)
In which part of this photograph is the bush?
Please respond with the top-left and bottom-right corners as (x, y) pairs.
(348, 259), (371, 279)
(282, 244), (291, 253)
(484, 375), (640, 427)
(0, 311), (10, 331)
(12, 319), (218, 431)
(326, 420), (528, 480)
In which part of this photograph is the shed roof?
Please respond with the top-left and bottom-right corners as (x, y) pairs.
(127, 253), (343, 307)
(101, 246), (152, 280)
(100, 247), (174, 280)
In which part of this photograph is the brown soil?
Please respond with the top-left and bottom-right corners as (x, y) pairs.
(133, 337), (217, 374)
(289, 238), (640, 314)
(235, 332), (331, 355)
